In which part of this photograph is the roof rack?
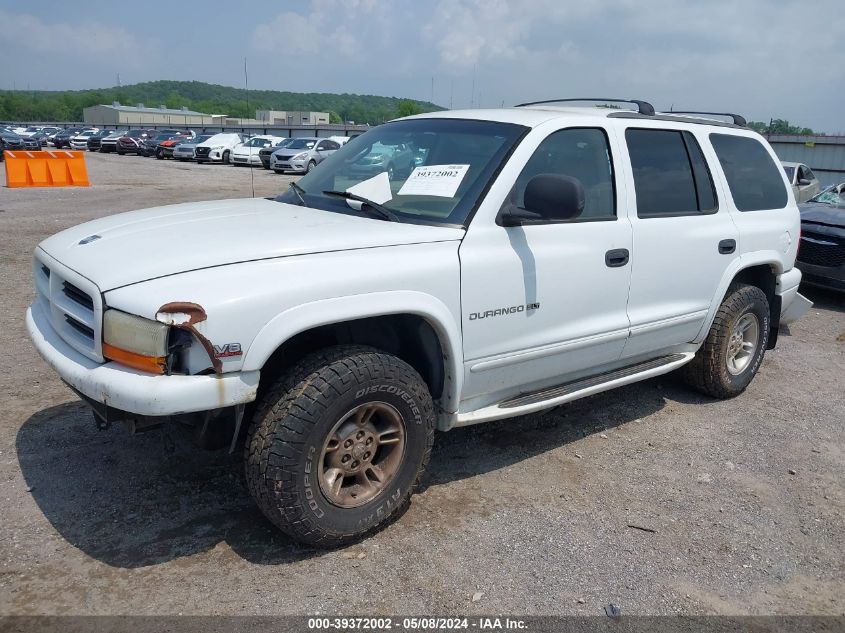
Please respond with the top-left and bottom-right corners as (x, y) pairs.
(667, 111), (747, 127)
(515, 98), (655, 116)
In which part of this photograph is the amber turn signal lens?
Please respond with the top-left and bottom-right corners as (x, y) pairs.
(102, 342), (166, 374)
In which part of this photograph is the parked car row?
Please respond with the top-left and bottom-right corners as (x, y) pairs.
(1, 124), (355, 174)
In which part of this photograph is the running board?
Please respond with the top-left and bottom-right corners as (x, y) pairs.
(454, 352), (694, 427)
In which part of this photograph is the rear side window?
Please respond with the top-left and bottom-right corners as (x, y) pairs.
(709, 134), (788, 211)
(625, 129), (717, 217)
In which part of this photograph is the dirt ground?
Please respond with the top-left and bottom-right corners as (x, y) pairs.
(0, 152), (843, 616)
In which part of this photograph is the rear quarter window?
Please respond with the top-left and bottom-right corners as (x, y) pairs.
(709, 134), (788, 211)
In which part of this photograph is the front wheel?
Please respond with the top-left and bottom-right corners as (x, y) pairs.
(307, 159), (317, 173)
(245, 346), (435, 547)
(682, 284), (769, 398)
(222, 150), (230, 165)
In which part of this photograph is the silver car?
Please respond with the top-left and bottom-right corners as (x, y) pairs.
(270, 137), (341, 174)
(172, 134), (213, 161)
(782, 161), (821, 203)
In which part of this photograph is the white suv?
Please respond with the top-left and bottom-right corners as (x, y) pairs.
(194, 133), (245, 164)
(26, 98), (811, 546)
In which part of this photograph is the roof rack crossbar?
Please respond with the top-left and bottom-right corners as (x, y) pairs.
(667, 111), (747, 127)
(515, 98), (655, 116)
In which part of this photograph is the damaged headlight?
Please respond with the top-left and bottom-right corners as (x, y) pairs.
(103, 309), (169, 374)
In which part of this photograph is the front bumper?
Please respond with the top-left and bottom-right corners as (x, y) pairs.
(26, 301), (259, 416)
(797, 261), (845, 292)
(271, 158), (307, 172)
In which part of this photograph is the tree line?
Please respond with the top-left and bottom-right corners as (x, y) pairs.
(0, 80), (439, 125)
(747, 119), (814, 135)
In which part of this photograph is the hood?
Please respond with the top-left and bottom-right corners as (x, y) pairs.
(799, 202), (845, 227)
(38, 198), (465, 291)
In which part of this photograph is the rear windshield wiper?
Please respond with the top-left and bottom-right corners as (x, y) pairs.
(322, 190), (401, 222)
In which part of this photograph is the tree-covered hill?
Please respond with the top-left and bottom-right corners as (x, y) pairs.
(0, 80), (444, 125)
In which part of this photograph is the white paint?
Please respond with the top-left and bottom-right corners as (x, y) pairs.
(27, 106), (808, 423)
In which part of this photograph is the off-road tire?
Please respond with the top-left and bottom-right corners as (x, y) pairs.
(245, 345), (435, 547)
(682, 283), (770, 399)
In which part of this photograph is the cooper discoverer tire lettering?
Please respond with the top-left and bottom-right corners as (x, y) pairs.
(244, 345), (434, 546)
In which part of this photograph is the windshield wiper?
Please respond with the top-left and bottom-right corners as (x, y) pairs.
(289, 181), (306, 205)
(322, 190), (401, 222)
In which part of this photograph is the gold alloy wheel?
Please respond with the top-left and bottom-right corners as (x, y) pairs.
(317, 402), (406, 508)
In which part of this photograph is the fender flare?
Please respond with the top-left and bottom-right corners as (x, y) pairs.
(693, 252), (784, 343)
(240, 290), (464, 413)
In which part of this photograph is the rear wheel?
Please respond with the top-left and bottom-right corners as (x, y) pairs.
(244, 345), (435, 547)
(682, 284), (769, 398)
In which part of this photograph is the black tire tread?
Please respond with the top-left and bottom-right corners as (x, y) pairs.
(244, 345), (434, 547)
(682, 283), (769, 399)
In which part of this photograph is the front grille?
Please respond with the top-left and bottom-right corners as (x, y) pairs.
(63, 281), (94, 310)
(64, 314), (95, 339)
(33, 254), (103, 362)
(798, 233), (845, 268)
(195, 147), (210, 158)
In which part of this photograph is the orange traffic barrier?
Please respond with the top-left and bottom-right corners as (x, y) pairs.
(3, 150), (90, 188)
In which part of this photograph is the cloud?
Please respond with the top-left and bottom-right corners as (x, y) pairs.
(0, 9), (142, 57)
(253, 0), (383, 58)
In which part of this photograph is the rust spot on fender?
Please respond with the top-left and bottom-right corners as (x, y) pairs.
(156, 302), (221, 374)
(156, 302), (207, 325)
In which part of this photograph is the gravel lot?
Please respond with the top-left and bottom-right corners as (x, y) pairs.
(1, 152), (843, 616)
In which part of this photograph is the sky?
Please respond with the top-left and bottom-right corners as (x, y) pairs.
(1, 0), (844, 132)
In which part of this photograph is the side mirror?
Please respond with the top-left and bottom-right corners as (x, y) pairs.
(797, 178), (811, 186)
(500, 174), (585, 226)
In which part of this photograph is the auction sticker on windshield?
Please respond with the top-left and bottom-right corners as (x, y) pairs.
(398, 164), (470, 198)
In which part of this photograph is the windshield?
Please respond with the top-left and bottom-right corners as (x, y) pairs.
(153, 134), (173, 141)
(809, 185), (845, 206)
(25, 127), (39, 132)
(246, 137), (274, 147)
(275, 118), (526, 226)
(285, 138), (317, 150)
(190, 135), (212, 144)
(782, 166), (795, 182)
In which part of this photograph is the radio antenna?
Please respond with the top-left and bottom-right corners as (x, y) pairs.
(244, 57), (255, 198)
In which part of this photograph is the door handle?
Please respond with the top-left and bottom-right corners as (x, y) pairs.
(605, 248), (630, 268)
(718, 239), (736, 255)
